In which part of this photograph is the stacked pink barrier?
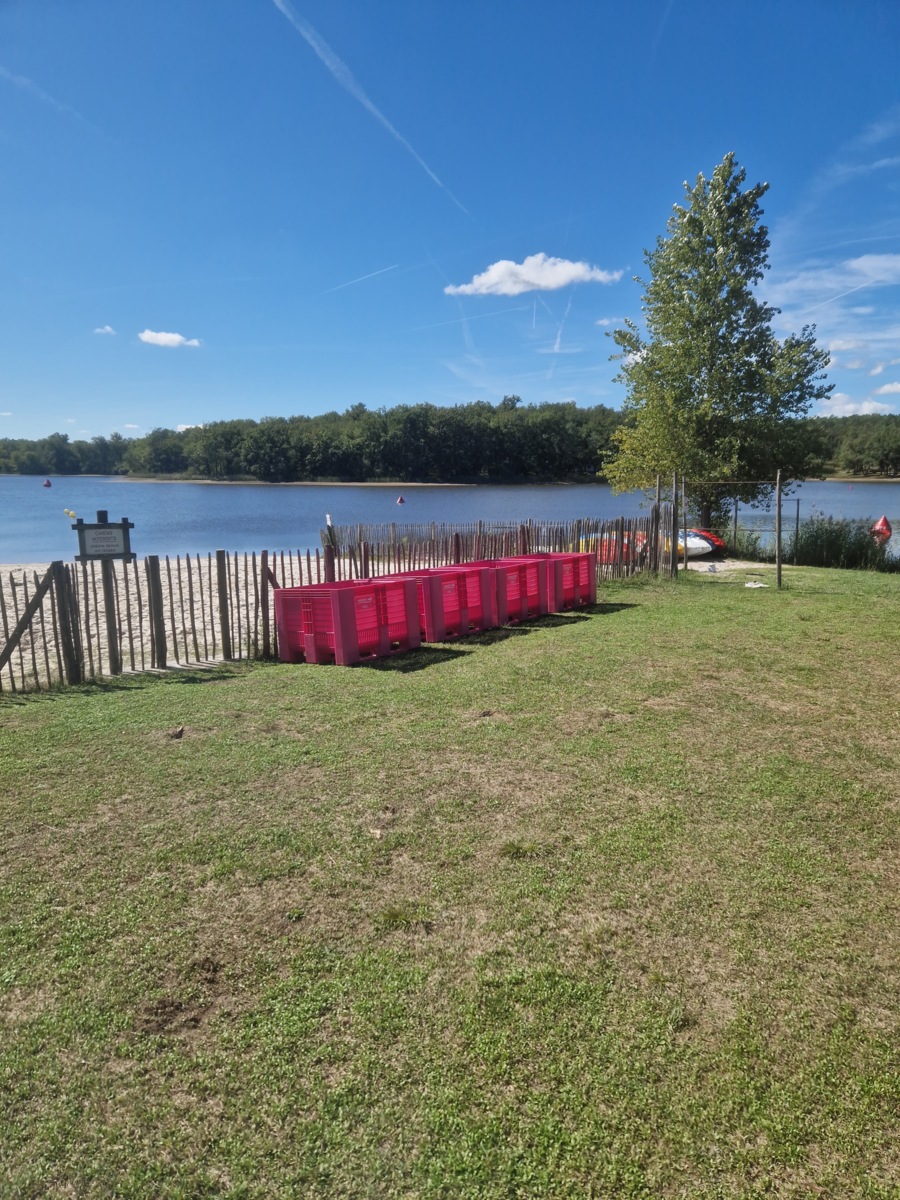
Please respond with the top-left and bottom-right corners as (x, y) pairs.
(273, 552), (596, 666)
(274, 578), (419, 665)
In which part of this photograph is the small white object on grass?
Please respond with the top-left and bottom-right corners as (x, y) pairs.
(745, 581), (768, 588)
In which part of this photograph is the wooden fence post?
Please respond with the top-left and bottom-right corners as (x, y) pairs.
(215, 550), (232, 659)
(100, 558), (122, 675)
(324, 545), (336, 582)
(50, 561), (82, 685)
(145, 556), (167, 669)
(0, 564), (55, 679)
(260, 550), (271, 659)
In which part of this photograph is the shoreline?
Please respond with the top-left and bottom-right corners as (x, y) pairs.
(4, 473), (900, 487)
(0, 474), (607, 488)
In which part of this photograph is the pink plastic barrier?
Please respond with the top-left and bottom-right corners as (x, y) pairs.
(493, 556), (549, 624)
(418, 563), (499, 631)
(380, 570), (469, 642)
(539, 551), (597, 611)
(274, 578), (420, 665)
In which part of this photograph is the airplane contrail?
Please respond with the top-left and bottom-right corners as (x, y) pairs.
(0, 65), (107, 137)
(271, 1), (468, 215)
(801, 277), (884, 314)
(323, 264), (399, 293)
(406, 305), (530, 332)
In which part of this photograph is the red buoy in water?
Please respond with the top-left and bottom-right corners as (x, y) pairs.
(43, 479), (52, 488)
(397, 495), (405, 505)
(870, 515), (892, 544)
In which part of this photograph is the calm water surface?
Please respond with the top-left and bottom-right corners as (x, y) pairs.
(3, 475), (899, 564)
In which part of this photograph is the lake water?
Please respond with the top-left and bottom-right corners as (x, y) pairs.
(2, 474), (899, 564)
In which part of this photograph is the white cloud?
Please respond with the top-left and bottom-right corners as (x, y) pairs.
(176, 424), (201, 432)
(0, 411), (11, 417)
(94, 324), (116, 335)
(445, 253), (622, 297)
(873, 381), (900, 395)
(869, 364), (885, 376)
(138, 329), (201, 348)
(819, 392), (894, 416)
(123, 423), (141, 429)
(65, 418), (76, 424)
(595, 317), (624, 327)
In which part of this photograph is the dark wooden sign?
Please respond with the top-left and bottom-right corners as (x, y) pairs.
(73, 510), (136, 563)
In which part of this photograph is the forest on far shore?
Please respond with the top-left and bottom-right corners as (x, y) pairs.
(2, 400), (900, 483)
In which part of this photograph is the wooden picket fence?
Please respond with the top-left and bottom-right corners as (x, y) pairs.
(0, 510), (671, 692)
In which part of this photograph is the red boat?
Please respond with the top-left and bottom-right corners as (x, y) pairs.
(691, 528), (727, 554)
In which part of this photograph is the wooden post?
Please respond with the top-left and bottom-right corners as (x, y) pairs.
(615, 516), (625, 574)
(794, 498), (801, 566)
(216, 550), (232, 660)
(0, 564), (55, 677)
(671, 473), (679, 579)
(50, 561), (82, 685)
(146, 556), (168, 669)
(260, 550), (271, 659)
(452, 532), (461, 564)
(100, 558), (122, 675)
(733, 492), (739, 554)
(775, 470), (783, 589)
(324, 544), (336, 583)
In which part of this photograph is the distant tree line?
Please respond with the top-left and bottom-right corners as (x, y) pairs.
(0, 399), (622, 482)
(2, 401), (899, 482)
(806, 414), (900, 478)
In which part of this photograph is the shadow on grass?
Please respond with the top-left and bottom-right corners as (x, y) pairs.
(162, 666), (242, 685)
(0, 664), (243, 705)
(361, 646), (472, 673)
(0, 677), (150, 705)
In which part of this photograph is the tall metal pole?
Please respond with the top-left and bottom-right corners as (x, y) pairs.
(682, 476), (689, 577)
(775, 470), (783, 589)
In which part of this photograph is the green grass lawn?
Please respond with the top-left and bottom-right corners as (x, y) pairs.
(2, 568), (899, 1198)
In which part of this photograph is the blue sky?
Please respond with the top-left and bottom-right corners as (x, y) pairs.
(2, 0), (900, 442)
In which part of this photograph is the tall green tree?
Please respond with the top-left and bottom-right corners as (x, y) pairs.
(606, 153), (832, 525)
